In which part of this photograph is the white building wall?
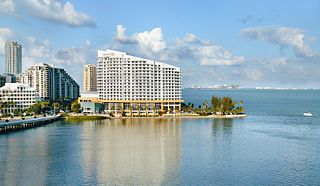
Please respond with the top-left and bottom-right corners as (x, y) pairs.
(97, 50), (182, 101)
(0, 83), (40, 113)
(18, 63), (79, 100)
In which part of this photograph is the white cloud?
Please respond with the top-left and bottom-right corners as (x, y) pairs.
(21, 36), (94, 85)
(115, 25), (132, 43)
(193, 44), (245, 66)
(0, 0), (15, 13)
(240, 26), (315, 58)
(54, 47), (92, 65)
(114, 25), (167, 57)
(22, 36), (92, 66)
(52, 42), (96, 86)
(245, 68), (263, 81)
(133, 28), (167, 55)
(267, 57), (287, 72)
(113, 25), (245, 66)
(13, 0), (96, 27)
(167, 33), (245, 66)
(0, 28), (13, 55)
(22, 37), (52, 68)
(25, 37), (51, 58)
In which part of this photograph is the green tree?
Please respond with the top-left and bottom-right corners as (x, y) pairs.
(221, 97), (235, 114)
(65, 105), (70, 112)
(234, 100), (245, 114)
(40, 102), (50, 114)
(52, 102), (61, 113)
(13, 108), (22, 116)
(71, 101), (81, 113)
(0, 101), (4, 115)
(211, 96), (222, 114)
(202, 101), (209, 111)
(211, 96), (245, 115)
(28, 103), (41, 115)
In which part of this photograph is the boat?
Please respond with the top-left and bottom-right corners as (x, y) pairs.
(303, 112), (313, 117)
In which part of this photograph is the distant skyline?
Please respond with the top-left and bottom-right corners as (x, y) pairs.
(0, 0), (319, 88)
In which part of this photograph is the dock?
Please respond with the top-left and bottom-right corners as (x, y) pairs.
(0, 115), (61, 133)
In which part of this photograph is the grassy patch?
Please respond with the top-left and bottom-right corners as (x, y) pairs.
(64, 115), (109, 121)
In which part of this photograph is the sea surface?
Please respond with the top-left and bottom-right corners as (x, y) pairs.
(0, 89), (320, 185)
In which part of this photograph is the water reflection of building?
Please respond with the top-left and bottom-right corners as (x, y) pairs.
(80, 118), (181, 185)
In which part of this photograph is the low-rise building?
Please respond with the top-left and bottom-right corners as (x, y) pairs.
(0, 73), (16, 88)
(79, 91), (103, 113)
(0, 83), (40, 114)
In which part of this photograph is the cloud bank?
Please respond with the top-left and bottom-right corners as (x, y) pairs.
(0, 0), (15, 13)
(21, 36), (95, 85)
(113, 25), (245, 66)
(0, 28), (13, 55)
(240, 26), (315, 58)
(0, 0), (96, 28)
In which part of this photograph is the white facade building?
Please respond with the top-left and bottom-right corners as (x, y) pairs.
(79, 50), (183, 116)
(0, 83), (40, 114)
(18, 63), (80, 101)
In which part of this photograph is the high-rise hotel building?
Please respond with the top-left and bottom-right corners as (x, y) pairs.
(83, 64), (97, 91)
(18, 63), (79, 101)
(79, 50), (183, 115)
(5, 41), (22, 75)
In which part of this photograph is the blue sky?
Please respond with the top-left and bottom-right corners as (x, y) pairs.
(0, 0), (319, 88)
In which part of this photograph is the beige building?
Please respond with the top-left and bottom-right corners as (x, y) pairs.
(83, 64), (97, 92)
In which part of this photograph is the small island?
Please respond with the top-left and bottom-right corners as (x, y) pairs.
(179, 96), (247, 118)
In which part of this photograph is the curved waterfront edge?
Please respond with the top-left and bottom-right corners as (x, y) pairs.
(0, 115), (61, 133)
(114, 114), (248, 119)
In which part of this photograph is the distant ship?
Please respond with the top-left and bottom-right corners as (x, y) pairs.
(187, 84), (241, 90)
(303, 112), (313, 117)
(255, 87), (311, 90)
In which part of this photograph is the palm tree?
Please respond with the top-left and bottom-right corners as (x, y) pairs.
(52, 102), (61, 113)
(129, 106), (133, 117)
(153, 106), (156, 117)
(146, 105), (149, 117)
(202, 101), (209, 112)
(187, 102), (194, 113)
(0, 101), (4, 116)
(137, 105), (141, 117)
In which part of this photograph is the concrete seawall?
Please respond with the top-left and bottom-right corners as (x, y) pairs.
(0, 115), (61, 133)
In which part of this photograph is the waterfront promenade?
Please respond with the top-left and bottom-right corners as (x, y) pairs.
(0, 115), (61, 133)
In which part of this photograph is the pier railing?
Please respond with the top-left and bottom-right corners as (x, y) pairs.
(0, 115), (61, 133)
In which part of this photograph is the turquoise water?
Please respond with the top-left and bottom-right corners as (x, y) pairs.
(0, 89), (320, 185)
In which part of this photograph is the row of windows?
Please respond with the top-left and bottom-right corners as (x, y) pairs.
(97, 69), (180, 73)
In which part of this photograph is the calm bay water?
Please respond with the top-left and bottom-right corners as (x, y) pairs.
(0, 89), (320, 185)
